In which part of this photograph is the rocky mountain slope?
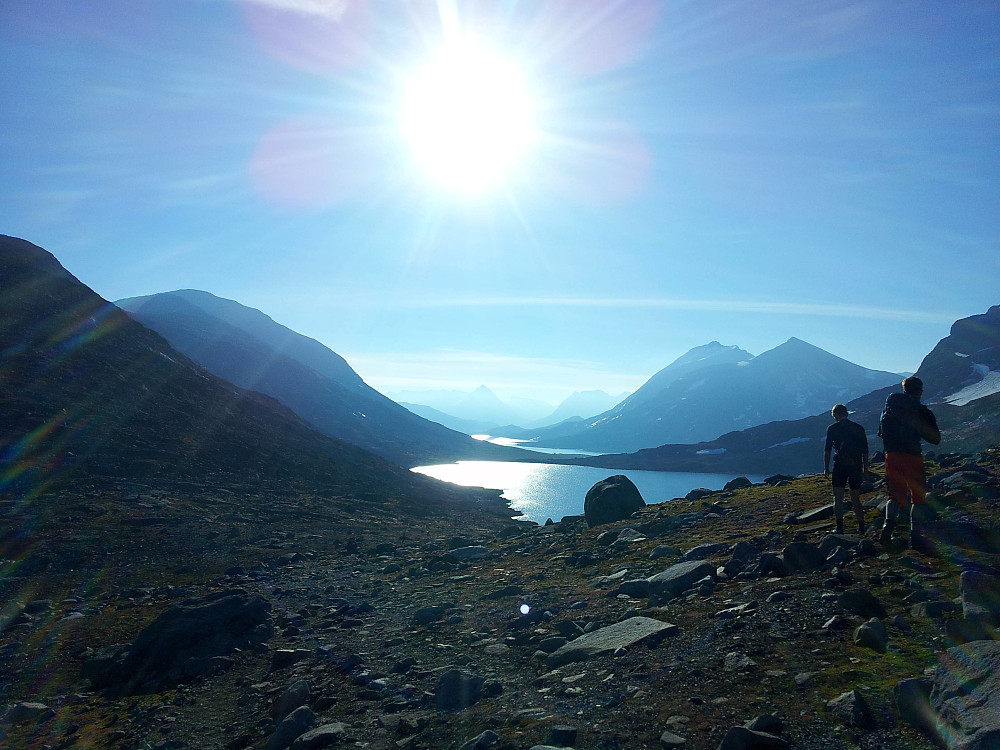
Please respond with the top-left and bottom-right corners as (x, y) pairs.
(116, 290), (528, 467)
(4, 433), (999, 749)
(531, 339), (901, 453)
(914, 305), (1000, 406)
(0, 235), (502, 510)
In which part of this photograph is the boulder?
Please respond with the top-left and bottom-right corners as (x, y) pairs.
(436, 670), (486, 711)
(854, 617), (889, 654)
(648, 561), (716, 600)
(839, 589), (887, 620)
(266, 706), (316, 750)
(686, 488), (715, 501)
(781, 542), (825, 572)
(683, 543), (730, 561)
(584, 475), (646, 528)
(448, 546), (491, 561)
(660, 729), (687, 748)
(724, 476), (754, 491)
(290, 723), (353, 749)
(82, 589), (271, 695)
(413, 606), (447, 627)
(273, 679), (311, 721)
(826, 689), (875, 729)
(716, 726), (789, 749)
(546, 616), (677, 668)
(924, 640), (1000, 749)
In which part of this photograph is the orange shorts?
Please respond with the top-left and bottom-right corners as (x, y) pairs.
(885, 452), (926, 507)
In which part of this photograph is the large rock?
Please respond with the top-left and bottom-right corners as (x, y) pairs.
(648, 561), (716, 600)
(781, 542), (825, 572)
(584, 475), (646, 528)
(924, 640), (1000, 749)
(82, 589), (272, 695)
(266, 706), (315, 750)
(826, 689), (875, 728)
(839, 589), (887, 620)
(716, 726), (789, 749)
(436, 670), (486, 711)
(547, 616), (676, 668)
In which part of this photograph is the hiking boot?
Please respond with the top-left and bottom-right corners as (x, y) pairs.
(879, 522), (894, 546)
(835, 521), (844, 535)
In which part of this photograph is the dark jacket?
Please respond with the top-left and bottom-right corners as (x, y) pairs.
(878, 392), (941, 456)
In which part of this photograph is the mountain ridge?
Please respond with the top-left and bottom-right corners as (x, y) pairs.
(529, 337), (902, 452)
(117, 290), (531, 467)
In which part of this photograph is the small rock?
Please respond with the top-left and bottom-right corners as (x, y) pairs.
(547, 725), (578, 746)
(745, 715), (783, 734)
(2, 702), (55, 726)
(290, 722), (352, 749)
(724, 652), (757, 672)
(660, 729), (687, 748)
(413, 606), (447, 627)
(458, 730), (499, 750)
(826, 689), (875, 729)
(854, 618), (888, 653)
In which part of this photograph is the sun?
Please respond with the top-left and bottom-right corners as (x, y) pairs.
(400, 39), (536, 195)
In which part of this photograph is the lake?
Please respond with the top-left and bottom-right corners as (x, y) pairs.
(411, 460), (765, 524)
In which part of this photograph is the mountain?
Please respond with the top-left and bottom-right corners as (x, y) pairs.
(397, 402), (504, 436)
(570, 305), (1000, 475)
(0, 235), (499, 509)
(388, 385), (535, 430)
(116, 290), (526, 467)
(531, 338), (902, 453)
(531, 390), (630, 428)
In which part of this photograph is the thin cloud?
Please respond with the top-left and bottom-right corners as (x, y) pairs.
(239, 0), (349, 20)
(398, 297), (958, 324)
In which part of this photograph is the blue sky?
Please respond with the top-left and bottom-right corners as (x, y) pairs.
(2, 1), (998, 404)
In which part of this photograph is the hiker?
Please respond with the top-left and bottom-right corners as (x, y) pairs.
(877, 376), (941, 553)
(824, 403), (869, 535)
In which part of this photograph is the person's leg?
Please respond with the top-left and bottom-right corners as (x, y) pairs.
(882, 453), (907, 544)
(904, 455), (936, 555)
(849, 486), (865, 535)
(833, 486), (846, 533)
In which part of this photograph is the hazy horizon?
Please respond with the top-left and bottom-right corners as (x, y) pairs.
(3, 2), (997, 404)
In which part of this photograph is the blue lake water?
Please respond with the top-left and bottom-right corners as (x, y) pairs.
(412, 460), (765, 524)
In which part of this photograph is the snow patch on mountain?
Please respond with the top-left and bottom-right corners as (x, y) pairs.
(945, 367), (1000, 406)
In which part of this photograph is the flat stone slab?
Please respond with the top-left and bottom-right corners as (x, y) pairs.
(546, 616), (676, 668)
(647, 560), (715, 599)
(789, 503), (835, 524)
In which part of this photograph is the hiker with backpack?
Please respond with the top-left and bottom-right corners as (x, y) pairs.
(877, 376), (941, 554)
(824, 403), (870, 535)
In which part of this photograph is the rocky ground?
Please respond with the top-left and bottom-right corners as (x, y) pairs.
(2, 448), (1000, 750)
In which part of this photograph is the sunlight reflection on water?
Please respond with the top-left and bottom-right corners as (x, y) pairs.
(412, 461), (765, 524)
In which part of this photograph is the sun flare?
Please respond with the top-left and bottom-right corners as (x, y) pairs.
(400, 39), (536, 195)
